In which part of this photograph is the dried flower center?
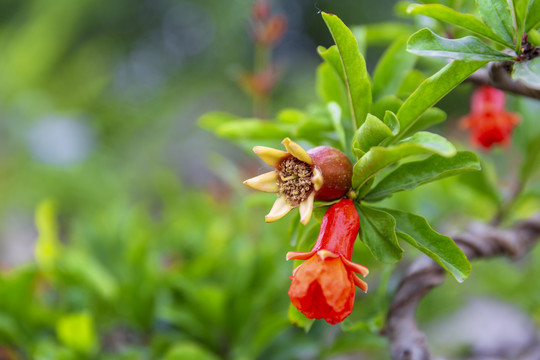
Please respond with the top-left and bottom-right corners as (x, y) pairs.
(278, 157), (313, 206)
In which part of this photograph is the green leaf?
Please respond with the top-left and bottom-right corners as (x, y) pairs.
(35, 199), (60, 272)
(476, 0), (516, 46)
(56, 312), (97, 354)
(366, 151), (481, 201)
(164, 342), (220, 360)
(355, 22), (417, 46)
(512, 0), (529, 40)
(288, 303), (315, 331)
(406, 3), (512, 47)
(353, 114), (394, 153)
(352, 131), (456, 190)
(318, 45), (346, 84)
(512, 57), (540, 89)
(316, 62), (349, 117)
(383, 111), (400, 135)
(407, 29), (516, 61)
(357, 205), (403, 263)
(215, 119), (292, 139)
(370, 95), (403, 120)
(395, 59), (487, 142)
(372, 36), (416, 100)
(520, 136), (540, 184)
(397, 69), (427, 98)
(526, 0), (540, 31)
(328, 102), (347, 151)
(399, 107), (447, 139)
(322, 12), (372, 130)
(198, 112), (239, 132)
(382, 209), (471, 282)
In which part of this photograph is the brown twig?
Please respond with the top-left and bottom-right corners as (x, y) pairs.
(467, 61), (540, 100)
(385, 213), (540, 360)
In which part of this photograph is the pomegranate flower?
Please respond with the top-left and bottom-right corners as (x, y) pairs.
(243, 138), (352, 225)
(460, 85), (520, 149)
(287, 199), (368, 325)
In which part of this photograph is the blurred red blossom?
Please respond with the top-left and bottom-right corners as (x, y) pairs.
(460, 85), (520, 149)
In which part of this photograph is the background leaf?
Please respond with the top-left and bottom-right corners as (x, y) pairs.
(366, 151), (481, 201)
(398, 107), (446, 139)
(394, 59), (487, 142)
(372, 36), (416, 100)
(322, 12), (372, 130)
(382, 209), (471, 282)
(357, 205), (403, 263)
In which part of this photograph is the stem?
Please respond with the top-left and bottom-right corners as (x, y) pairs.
(253, 44), (272, 118)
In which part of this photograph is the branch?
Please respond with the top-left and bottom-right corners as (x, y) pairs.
(467, 61), (540, 100)
(385, 213), (540, 360)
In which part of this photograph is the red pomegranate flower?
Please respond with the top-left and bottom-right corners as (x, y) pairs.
(287, 199), (368, 324)
(460, 85), (520, 149)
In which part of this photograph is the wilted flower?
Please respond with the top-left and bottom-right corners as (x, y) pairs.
(460, 85), (520, 149)
(287, 199), (368, 324)
(243, 138), (352, 224)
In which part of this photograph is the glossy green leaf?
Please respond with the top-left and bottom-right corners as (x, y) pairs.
(318, 45), (346, 84)
(526, 0), (540, 31)
(366, 151), (481, 201)
(399, 107), (447, 139)
(383, 111), (400, 135)
(476, 0), (516, 46)
(512, 0), (529, 40)
(408, 29), (516, 61)
(322, 12), (372, 130)
(352, 131), (456, 190)
(382, 209), (471, 282)
(395, 59), (487, 142)
(353, 114), (394, 153)
(407, 3), (512, 47)
(357, 205), (403, 263)
(372, 36), (416, 100)
(512, 57), (540, 89)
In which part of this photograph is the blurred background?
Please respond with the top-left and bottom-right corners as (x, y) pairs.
(2, 0), (540, 359)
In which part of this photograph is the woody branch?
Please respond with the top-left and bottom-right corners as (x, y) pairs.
(385, 213), (540, 360)
(468, 61), (540, 100)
